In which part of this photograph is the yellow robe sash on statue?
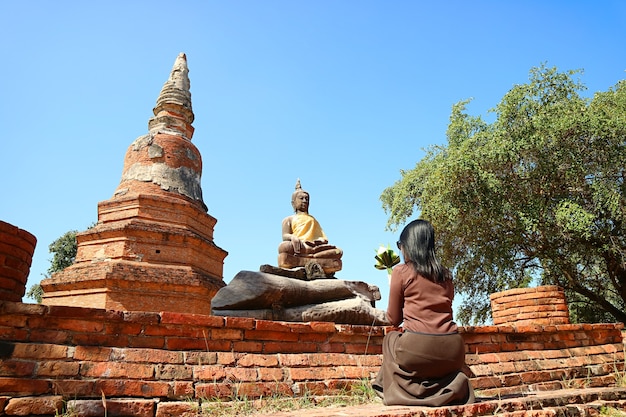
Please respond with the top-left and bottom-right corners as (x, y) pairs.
(291, 214), (327, 242)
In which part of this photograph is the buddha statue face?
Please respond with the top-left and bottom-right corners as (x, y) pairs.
(291, 191), (310, 213)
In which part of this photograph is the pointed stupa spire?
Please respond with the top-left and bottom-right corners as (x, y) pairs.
(148, 53), (195, 138)
(114, 53), (206, 209)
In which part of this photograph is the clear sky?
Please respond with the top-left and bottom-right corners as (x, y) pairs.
(1, 1), (624, 320)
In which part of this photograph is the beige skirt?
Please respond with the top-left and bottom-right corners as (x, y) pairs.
(372, 330), (475, 406)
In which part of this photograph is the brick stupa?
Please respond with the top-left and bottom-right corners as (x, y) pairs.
(41, 53), (228, 315)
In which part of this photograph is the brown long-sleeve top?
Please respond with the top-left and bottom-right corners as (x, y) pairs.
(386, 263), (458, 334)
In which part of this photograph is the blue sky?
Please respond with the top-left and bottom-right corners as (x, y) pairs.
(1, 1), (624, 320)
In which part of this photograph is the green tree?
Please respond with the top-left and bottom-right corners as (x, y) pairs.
(26, 229), (79, 303)
(381, 65), (626, 325)
(45, 230), (79, 275)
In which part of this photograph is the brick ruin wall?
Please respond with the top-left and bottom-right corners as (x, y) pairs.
(0, 221), (36, 303)
(1, 220), (625, 415)
(0, 300), (624, 416)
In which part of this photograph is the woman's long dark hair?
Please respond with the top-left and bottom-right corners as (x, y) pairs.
(398, 219), (451, 283)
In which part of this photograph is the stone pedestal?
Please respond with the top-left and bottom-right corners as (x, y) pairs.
(277, 253), (342, 275)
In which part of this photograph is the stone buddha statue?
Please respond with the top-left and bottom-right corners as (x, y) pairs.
(211, 180), (387, 325)
(277, 180), (342, 276)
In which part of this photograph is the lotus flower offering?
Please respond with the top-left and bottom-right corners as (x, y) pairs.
(374, 245), (400, 283)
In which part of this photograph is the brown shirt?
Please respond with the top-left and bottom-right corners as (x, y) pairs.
(386, 263), (457, 334)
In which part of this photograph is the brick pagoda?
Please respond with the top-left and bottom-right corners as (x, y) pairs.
(41, 53), (228, 315)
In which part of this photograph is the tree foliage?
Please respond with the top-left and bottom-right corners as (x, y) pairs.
(26, 229), (79, 303)
(46, 230), (79, 276)
(381, 65), (626, 325)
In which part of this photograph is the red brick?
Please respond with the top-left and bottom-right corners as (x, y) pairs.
(52, 379), (96, 397)
(123, 311), (161, 324)
(470, 375), (503, 390)
(156, 364), (193, 380)
(309, 353), (357, 366)
(105, 321), (143, 336)
(195, 382), (233, 399)
(232, 340), (263, 352)
(359, 354), (382, 367)
(343, 365), (372, 379)
(73, 346), (113, 361)
(0, 274), (22, 288)
(232, 381), (291, 398)
(111, 347), (183, 364)
(128, 335), (166, 349)
(225, 367), (257, 382)
(95, 379), (170, 397)
(171, 381), (194, 399)
(298, 332), (329, 343)
(0, 228), (36, 252)
(36, 361), (80, 377)
(81, 361), (155, 379)
(318, 343), (347, 353)
(255, 319), (298, 332)
(166, 337), (224, 351)
(217, 351), (240, 365)
(184, 351), (217, 365)
(156, 401), (196, 417)
(12, 343), (68, 360)
(4, 395), (63, 416)
(327, 333), (370, 343)
(308, 321), (338, 333)
(334, 324), (375, 335)
(72, 333), (128, 347)
(237, 353), (279, 367)
(0, 377), (49, 394)
(0, 301), (48, 316)
(28, 328), (71, 344)
(160, 311), (223, 327)
(223, 316), (255, 329)
(244, 329), (299, 342)
(293, 381), (328, 395)
(47, 304), (116, 320)
(470, 343), (502, 354)
(291, 322), (331, 333)
(210, 327), (243, 340)
(68, 398), (156, 417)
(278, 353), (310, 367)
(289, 366), (344, 381)
(346, 343), (380, 354)
(142, 324), (193, 337)
(0, 288), (22, 302)
(263, 341), (317, 353)
(258, 367), (283, 381)
(194, 364), (227, 381)
(0, 242), (31, 264)
(29, 316), (104, 333)
(0, 358), (35, 377)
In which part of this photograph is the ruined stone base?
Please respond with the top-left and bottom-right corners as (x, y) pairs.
(40, 261), (224, 315)
(277, 253), (342, 275)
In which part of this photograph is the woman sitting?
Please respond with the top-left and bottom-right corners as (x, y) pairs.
(372, 219), (474, 406)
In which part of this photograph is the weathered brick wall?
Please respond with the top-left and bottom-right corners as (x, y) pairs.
(463, 323), (624, 396)
(490, 286), (570, 326)
(0, 221), (36, 303)
(0, 300), (624, 416)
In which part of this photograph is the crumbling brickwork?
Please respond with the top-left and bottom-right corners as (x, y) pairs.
(0, 300), (623, 416)
(0, 221), (36, 303)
